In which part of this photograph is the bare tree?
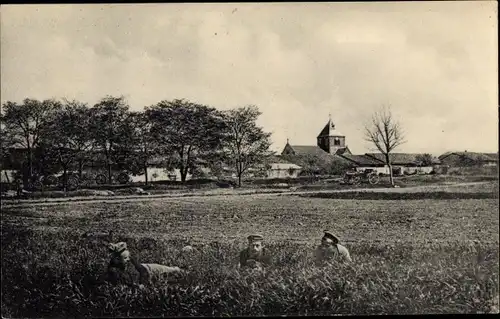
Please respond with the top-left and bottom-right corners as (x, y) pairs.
(364, 106), (406, 186)
(415, 153), (435, 167)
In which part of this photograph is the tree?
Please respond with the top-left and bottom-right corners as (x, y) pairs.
(41, 99), (94, 191)
(222, 105), (273, 186)
(415, 153), (434, 167)
(89, 96), (131, 184)
(0, 98), (62, 186)
(0, 124), (16, 172)
(124, 111), (159, 185)
(148, 99), (227, 182)
(364, 106), (406, 186)
(281, 153), (340, 176)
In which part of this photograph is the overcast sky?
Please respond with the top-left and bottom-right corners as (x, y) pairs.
(1, 2), (497, 155)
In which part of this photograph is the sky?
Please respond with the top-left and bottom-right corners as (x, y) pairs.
(1, 2), (498, 155)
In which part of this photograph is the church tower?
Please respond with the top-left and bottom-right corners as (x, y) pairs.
(317, 116), (346, 154)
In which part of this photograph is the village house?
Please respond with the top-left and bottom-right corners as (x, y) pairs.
(363, 153), (440, 175)
(279, 117), (441, 176)
(263, 155), (302, 178)
(339, 154), (389, 174)
(438, 151), (498, 167)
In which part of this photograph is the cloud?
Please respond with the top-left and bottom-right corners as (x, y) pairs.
(1, 2), (497, 155)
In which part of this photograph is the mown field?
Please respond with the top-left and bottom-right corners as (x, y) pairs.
(1, 182), (499, 316)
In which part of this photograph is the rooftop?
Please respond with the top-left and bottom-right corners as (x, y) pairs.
(365, 153), (441, 165)
(317, 119), (344, 138)
(340, 154), (386, 166)
(439, 152), (498, 162)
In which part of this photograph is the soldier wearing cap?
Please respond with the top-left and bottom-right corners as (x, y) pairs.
(239, 234), (272, 269)
(314, 231), (352, 266)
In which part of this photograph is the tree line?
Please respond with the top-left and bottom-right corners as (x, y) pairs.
(1, 96), (273, 188)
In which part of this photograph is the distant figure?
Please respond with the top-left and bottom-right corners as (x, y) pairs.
(314, 231), (352, 266)
(239, 234), (272, 269)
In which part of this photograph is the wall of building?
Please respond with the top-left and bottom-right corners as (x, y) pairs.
(129, 167), (192, 183)
(400, 166), (434, 175)
(317, 136), (345, 154)
(0, 170), (17, 184)
(266, 168), (301, 179)
(355, 166), (390, 175)
(483, 162), (497, 167)
(354, 165), (434, 175)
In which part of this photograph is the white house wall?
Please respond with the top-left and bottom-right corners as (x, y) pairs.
(129, 167), (192, 183)
(0, 170), (17, 183)
(267, 169), (301, 179)
(355, 166), (390, 175)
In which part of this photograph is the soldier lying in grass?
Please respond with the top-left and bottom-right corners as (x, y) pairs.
(239, 234), (273, 270)
(314, 231), (352, 266)
(107, 241), (184, 286)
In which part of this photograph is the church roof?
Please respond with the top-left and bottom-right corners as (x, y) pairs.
(335, 147), (351, 155)
(283, 144), (350, 157)
(317, 119), (344, 138)
(267, 155), (295, 164)
(286, 145), (329, 157)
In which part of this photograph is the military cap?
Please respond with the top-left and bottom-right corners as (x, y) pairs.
(323, 231), (340, 243)
(108, 242), (128, 253)
(247, 234), (264, 242)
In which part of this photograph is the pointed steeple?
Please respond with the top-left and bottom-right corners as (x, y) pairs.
(317, 116), (343, 138)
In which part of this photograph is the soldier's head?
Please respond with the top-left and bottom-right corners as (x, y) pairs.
(247, 234), (264, 255)
(108, 242), (131, 267)
(321, 231), (339, 246)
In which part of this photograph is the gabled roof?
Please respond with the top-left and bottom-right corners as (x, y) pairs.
(267, 155), (294, 164)
(439, 152), (498, 162)
(317, 119), (344, 138)
(340, 154), (385, 166)
(335, 147), (351, 156)
(285, 145), (329, 157)
(365, 153), (440, 165)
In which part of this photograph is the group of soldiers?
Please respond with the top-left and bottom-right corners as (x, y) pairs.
(239, 230), (352, 269)
(105, 230), (352, 286)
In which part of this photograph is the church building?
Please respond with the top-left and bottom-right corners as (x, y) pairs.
(279, 117), (440, 176)
(281, 118), (352, 157)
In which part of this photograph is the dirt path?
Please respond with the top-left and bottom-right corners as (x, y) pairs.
(291, 181), (492, 194)
(1, 181), (492, 209)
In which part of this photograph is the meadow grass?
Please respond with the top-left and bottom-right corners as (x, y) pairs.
(1, 186), (499, 317)
(1, 225), (498, 317)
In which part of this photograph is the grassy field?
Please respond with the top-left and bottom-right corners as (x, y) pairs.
(1, 182), (499, 316)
